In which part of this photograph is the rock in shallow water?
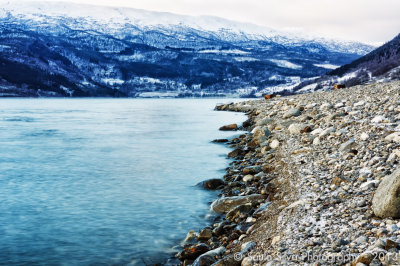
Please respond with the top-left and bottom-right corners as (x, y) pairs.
(219, 124), (238, 131)
(197, 179), (225, 190)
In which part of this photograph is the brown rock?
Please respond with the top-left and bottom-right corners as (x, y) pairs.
(177, 243), (211, 261)
(219, 124), (238, 131)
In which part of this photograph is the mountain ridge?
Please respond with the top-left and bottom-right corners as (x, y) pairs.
(0, 1), (375, 97)
(291, 33), (400, 93)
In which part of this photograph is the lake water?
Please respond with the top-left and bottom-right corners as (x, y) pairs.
(0, 99), (246, 265)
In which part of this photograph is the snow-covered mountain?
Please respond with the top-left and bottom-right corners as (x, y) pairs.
(0, 1), (375, 97)
(292, 33), (400, 93)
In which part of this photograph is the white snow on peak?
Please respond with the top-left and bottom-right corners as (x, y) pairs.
(0, 1), (374, 55)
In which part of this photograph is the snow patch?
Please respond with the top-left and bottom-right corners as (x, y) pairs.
(269, 59), (302, 70)
(102, 78), (125, 86)
(199, 49), (249, 55)
(234, 57), (259, 62)
(314, 63), (339, 69)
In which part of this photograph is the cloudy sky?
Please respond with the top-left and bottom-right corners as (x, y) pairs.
(22, 0), (400, 45)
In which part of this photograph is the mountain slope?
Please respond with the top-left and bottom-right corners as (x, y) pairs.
(0, 1), (375, 97)
(292, 33), (400, 93)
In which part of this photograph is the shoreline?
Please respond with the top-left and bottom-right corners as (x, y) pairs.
(172, 80), (400, 266)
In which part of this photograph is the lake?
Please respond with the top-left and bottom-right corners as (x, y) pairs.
(0, 98), (247, 265)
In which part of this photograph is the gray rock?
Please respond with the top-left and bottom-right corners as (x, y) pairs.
(210, 194), (265, 213)
(372, 168), (400, 218)
(192, 247), (225, 266)
(283, 108), (301, 119)
(339, 138), (356, 152)
(288, 123), (309, 134)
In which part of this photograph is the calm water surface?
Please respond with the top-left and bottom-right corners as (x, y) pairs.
(0, 99), (247, 265)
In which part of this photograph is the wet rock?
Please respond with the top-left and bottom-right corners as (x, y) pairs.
(198, 228), (213, 241)
(372, 168), (400, 218)
(211, 194), (265, 213)
(226, 204), (252, 221)
(192, 247), (225, 266)
(183, 230), (197, 243)
(197, 179), (225, 190)
(177, 243), (210, 261)
(219, 124), (238, 131)
(242, 166), (262, 175)
(212, 139), (229, 143)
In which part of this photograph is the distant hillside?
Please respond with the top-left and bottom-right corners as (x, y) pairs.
(292, 33), (400, 94)
(0, 1), (374, 97)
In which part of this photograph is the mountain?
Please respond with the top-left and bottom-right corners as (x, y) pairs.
(0, 1), (375, 97)
(292, 33), (400, 93)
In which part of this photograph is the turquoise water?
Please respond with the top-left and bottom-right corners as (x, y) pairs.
(0, 99), (246, 265)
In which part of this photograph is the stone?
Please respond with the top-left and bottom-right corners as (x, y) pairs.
(339, 138), (356, 152)
(226, 204), (252, 221)
(359, 132), (369, 141)
(256, 118), (273, 126)
(282, 108), (301, 119)
(242, 166), (262, 175)
(359, 168), (372, 178)
(197, 179), (225, 190)
(385, 239), (400, 250)
(241, 257), (254, 266)
(270, 139), (280, 149)
(177, 243), (210, 261)
(371, 115), (386, 123)
(198, 228), (213, 241)
(192, 247), (226, 266)
(212, 139), (229, 143)
(192, 255), (216, 266)
(212, 255), (241, 266)
(211, 194), (265, 213)
(319, 127), (336, 138)
(242, 175), (254, 183)
(219, 124), (238, 131)
(313, 137), (321, 145)
(183, 230), (197, 243)
(385, 132), (400, 143)
(251, 127), (271, 139)
(288, 123), (310, 134)
(311, 128), (324, 135)
(351, 253), (373, 266)
(372, 168), (400, 218)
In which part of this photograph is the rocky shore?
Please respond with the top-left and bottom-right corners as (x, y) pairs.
(172, 80), (400, 266)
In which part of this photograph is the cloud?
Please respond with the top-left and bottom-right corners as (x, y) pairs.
(20, 0), (400, 44)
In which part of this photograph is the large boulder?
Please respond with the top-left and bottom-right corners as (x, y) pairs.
(211, 194), (265, 213)
(372, 168), (400, 218)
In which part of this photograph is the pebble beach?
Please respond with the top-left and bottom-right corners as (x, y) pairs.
(174, 80), (400, 266)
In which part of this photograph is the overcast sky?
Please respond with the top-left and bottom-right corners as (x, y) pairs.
(22, 0), (400, 45)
